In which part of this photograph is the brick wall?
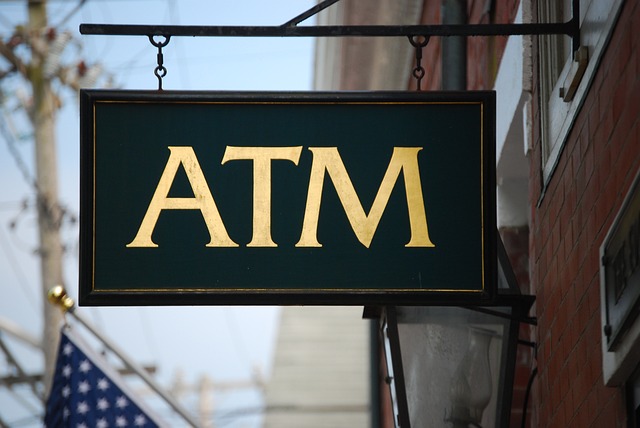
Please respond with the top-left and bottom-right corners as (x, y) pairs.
(530, 0), (640, 426)
(502, 227), (534, 427)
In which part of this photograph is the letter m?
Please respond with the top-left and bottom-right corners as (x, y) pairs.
(296, 147), (435, 248)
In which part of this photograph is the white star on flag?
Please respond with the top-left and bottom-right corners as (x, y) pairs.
(135, 414), (148, 426)
(96, 397), (109, 411)
(77, 401), (90, 415)
(116, 395), (129, 409)
(79, 359), (92, 373)
(63, 343), (73, 356)
(116, 415), (128, 427)
(97, 377), (110, 391)
(78, 380), (91, 394)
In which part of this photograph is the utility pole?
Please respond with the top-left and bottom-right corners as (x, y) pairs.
(2, 0), (108, 399)
(27, 0), (65, 393)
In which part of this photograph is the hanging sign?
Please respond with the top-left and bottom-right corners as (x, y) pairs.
(79, 90), (496, 305)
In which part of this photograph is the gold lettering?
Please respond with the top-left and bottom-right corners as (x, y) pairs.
(222, 146), (302, 247)
(126, 146), (237, 248)
(296, 147), (435, 248)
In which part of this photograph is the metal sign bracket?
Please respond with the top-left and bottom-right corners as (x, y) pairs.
(80, 0), (581, 51)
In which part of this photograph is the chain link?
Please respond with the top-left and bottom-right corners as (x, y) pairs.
(148, 35), (171, 90)
(408, 35), (429, 91)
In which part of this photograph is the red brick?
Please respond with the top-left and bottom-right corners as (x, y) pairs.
(565, 397), (576, 427)
(602, 97), (616, 142)
(637, 40), (640, 83)
(597, 148), (614, 195)
(617, 130), (640, 186)
(539, 402), (549, 427)
(577, 405), (590, 428)
(551, 221), (561, 258)
(613, 18), (633, 75)
(576, 301), (590, 337)
(551, 394), (565, 427)
(576, 162), (590, 208)
(633, 0), (640, 26)
(586, 340), (602, 389)
(567, 181), (578, 217)
(593, 393), (624, 428)
(568, 319), (581, 357)
(573, 388), (590, 416)
(585, 145), (597, 186)
(585, 286), (598, 321)
(562, 223), (574, 264)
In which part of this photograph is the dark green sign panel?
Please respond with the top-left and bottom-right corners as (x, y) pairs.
(79, 90), (496, 305)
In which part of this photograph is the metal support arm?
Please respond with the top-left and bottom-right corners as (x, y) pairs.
(80, 0), (581, 53)
(81, 21), (578, 46)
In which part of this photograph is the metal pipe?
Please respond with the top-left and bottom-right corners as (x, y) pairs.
(441, 0), (467, 90)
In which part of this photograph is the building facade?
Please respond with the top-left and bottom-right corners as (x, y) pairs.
(314, 0), (639, 426)
(263, 307), (371, 427)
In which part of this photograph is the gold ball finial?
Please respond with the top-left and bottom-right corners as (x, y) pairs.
(48, 285), (75, 313)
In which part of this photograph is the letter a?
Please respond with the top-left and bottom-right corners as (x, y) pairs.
(296, 147), (435, 248)
(127, 146), (238, 248)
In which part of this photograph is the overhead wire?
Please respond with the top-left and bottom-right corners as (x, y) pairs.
(0, 106), (41, 313)
(0, 106), (79, 266)
(223, 308), (252, 378)
(52, 0), (87, 28)
(136, 307), (161, 363)
(165, 0), (190, 88)
(0, 223), (39, 312)
(0, 336), (44, 402)
(0, 111), (37, 193)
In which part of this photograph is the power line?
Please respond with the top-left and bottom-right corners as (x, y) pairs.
(0, 112), (37, 193)
(0, 107), (79, 237)
(224, 308), (252, 375)
(0, 223), (39, 311)
(52, 0), (88, 28)
(136, 307), (161, 362)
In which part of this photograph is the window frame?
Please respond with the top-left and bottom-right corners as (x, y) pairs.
(537, 0), (625, 185)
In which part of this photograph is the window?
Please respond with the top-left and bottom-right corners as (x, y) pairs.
(537, 0), (624, 183)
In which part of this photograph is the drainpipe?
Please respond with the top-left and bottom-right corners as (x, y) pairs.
(442, 0), (467, 90)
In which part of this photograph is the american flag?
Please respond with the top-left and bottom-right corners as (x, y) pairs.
(45, 327), (165, 427)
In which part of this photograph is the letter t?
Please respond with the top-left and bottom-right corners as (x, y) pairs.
(222, 146), (303, 247)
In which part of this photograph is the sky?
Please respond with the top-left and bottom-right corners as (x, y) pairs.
(0, 0), (317, 426)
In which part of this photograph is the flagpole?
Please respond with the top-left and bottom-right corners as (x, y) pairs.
(48, 286), (203, 428)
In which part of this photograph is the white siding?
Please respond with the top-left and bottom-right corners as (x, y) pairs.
(263, 307), (370, 428)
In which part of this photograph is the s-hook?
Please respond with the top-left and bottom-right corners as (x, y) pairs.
(148, 35), (171, 90)
(409, 35), (429, 91)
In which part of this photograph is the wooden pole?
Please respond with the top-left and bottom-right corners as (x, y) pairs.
(27, 0), (65, 393)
